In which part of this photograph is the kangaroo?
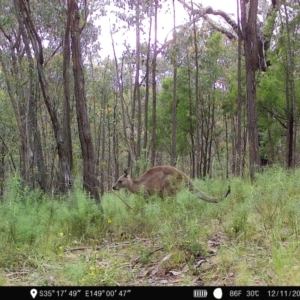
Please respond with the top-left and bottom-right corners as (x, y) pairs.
(112, 165), (230, 203)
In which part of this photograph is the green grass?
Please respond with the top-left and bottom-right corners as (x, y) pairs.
(1, 167), (300, 285)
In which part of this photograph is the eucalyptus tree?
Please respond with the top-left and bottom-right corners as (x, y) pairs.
(0, 0), (107, 200)
(11, 0), (75, 193)
(157, 29), (231, 178)
(86, 55), (122, 194)
(190, 0), (200, 178)
(109, 0), (169, 171)
(68, 0), (100, 201)
(0, 0), (46, 190)
(110, 0), (146, 168)
(170, 0), (178, 166)
(0, 87), (16, 198)
(280, 1), (298, 168)
(257, 1), (300, 167)
(150, 0), (159, 167)
(177, 0), (280, 179)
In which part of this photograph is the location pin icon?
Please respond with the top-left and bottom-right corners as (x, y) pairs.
(30, 289), (38, 299)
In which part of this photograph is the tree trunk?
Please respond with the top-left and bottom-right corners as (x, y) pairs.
(186, 50), (195, 178)
(171, 0), (178, 166)
(111, 33), (135, 171)
(62, 2), (74, 183)
(0, 50), (27, 184)
(69, 0), (100, 201)
(150, 0), (158, 166)
(134, 0), (142, 161)
(143, 6), (152, 158)
(15, 0), (73, 191)
(113, 102), (120, 181)
(283, 2), (296, 168)
(240, 0), (261, 179)
(236, 0), (243, 177)
(0, 138), (5, 199)
(191, 1), (201, 178)
(25, 60), (46, 191)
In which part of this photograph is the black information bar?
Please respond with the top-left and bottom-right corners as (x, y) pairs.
(1, 286), (300, 299)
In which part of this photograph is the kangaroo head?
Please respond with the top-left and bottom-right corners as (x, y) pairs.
(112, 169), (131, 191)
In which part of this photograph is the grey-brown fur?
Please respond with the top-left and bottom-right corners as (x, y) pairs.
(112, 165), (230, 203)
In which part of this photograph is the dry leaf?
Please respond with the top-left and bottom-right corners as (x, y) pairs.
(151, 253), (172, 276)
(158, 279), (169, 284)
(160, 253), (172, 262)
(194, 259), (207, 268)
(168, 270), (182, 276)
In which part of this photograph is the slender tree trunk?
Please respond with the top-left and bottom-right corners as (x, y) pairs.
(69, 0), (100, 201)
(187, 51), (195, 178)
(15, 0), (73, 192)
(0, 51), (27, 182)
(113, 102), (120, 180)
(62, 2), (74, 182)
(231, 114), (236, 175)
(226, 115), (230, 179)
(207, 97), (215, 177)
(171, 0), (178, 166)
(24, 55), (46, 191)
(143, 7), (152, 156)
(283, 2), (296, 168)
(0, 138), (5, 199)
(150, 0), (158, 166)
(100, 101), (106, 195)
(134, 0), (142, 161)
(110, 24), (135, 169)
(191, 1), (201, 178)
(236, 0), (243, 177)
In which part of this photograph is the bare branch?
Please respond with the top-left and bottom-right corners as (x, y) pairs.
(44, 41), (62, 66)
(79, 0), (88, 33)
(0, 24), (11, 41)
(202, 7), (240, 38)
(203, 15), (237, 40)
(177, 0), (240, 38)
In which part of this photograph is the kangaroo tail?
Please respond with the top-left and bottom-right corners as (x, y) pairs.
(187, 179), (230, 203)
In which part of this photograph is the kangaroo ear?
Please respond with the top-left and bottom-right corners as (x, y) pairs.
(124, 168), (129, 177)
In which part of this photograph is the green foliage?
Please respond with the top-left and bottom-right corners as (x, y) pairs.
(155, 72), (193, 154)
(0, 174), (104, 269)
(153, 31), (232, 161)
(256, 54), (298, 162)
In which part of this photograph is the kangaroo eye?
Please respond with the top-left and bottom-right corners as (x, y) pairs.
(118, 180), (122, 183)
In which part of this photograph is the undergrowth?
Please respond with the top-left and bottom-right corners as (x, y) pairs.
(1, 167), (300, 285)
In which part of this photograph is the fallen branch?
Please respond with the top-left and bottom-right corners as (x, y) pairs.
(131, 246), (165, 268)
(66, 237), (152, 252)
(5, 269), (30, 277)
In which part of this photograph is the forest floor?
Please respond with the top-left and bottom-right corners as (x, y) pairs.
(3, 231), (230, 286)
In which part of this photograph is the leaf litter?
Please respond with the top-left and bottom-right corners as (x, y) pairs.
(4, 233), (226, 286)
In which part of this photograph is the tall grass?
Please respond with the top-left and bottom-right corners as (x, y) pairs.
(0, 175), (104, 269)
(1, 167), (300, 285)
